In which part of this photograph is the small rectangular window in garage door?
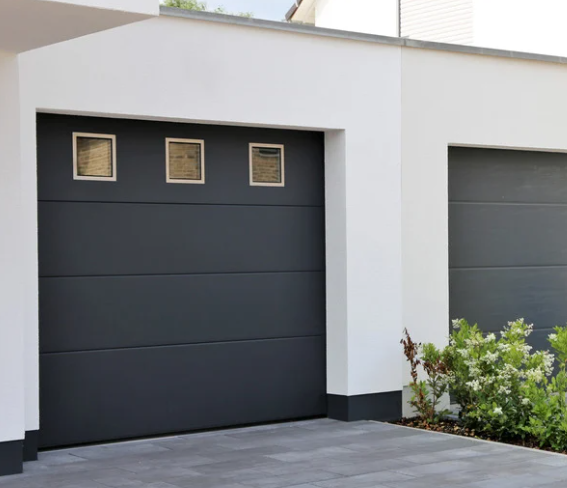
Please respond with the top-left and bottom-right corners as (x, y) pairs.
(73, 133), (117, 181)
(250, 143), (285, 187)
(166, 138), (205, 184)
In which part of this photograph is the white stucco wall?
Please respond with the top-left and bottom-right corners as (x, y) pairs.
(17, 14), (404, 431)
(0, 52), (25, 443)
(315, 0), (399, 37)
(401, 47), (567, 385)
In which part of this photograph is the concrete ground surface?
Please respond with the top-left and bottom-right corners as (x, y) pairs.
(2, 419), (567, 488)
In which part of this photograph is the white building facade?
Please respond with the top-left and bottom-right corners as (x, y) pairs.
(289, 0), (567, 56)
(2, 1), (567, 476)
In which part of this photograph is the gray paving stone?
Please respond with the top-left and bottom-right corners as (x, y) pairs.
(266, 446), (355, 462)
(237, 470), (342, 488)
(94, 478), (147, 487)
(466, 472), (562, 488)
(4, 420), (567, 488)
(313, 470), (414, 487)
(322, 457), (411, 476)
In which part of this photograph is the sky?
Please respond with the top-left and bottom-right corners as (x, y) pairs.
(205, 0), (294, 21)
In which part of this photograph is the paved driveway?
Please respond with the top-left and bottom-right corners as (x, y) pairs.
(2, 419), (567, 488)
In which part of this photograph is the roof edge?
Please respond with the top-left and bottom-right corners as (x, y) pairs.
(159, 6), (567, 66)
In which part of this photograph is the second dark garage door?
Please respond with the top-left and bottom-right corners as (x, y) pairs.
(38, 114), (326, 448)
(449, 147), (567, 350)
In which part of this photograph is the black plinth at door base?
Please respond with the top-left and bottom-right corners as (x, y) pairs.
(0, 440), (23, 476)
(24, 430), (39, 462)
(328, 391), (402, 422)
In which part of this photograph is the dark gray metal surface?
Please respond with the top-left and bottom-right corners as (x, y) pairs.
(327, 392), (402, 422)
(39, 202), (324, 277)
(38, 114), (323, 206)
(37, 114), (326, 448)
(40, 272), (325, 353)
(0, 441), (23, 476)
(449, 147), (567, 339)
(40, 337), (326, 448)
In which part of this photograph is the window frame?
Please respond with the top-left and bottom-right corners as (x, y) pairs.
(165, 137), (206, 185)
(249, 143), (285, 187)
(72, 132), (117, 182)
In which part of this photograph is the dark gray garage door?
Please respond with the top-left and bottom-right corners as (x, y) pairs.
(37, 113), (326, 448)
(449, 147), (567, 350)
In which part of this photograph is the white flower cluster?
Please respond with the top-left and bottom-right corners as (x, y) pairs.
(541, 351), (555, 376)
(525, 368), (545, 383)
(466, 379), (482, 392)
(481, 351), (499, 364)
(501, 319), (534, 339)
(485, 333), (497, 342)
(452, 318), (464, 330)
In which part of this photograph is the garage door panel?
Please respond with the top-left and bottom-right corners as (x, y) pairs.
(37, 113), (324, 207)
(38, 114), (326, 448)
(40, 272), (325, 353)
(39, 337), (327, 448)
(449, 203), (567, 268)
(449, 148), (567, 204)
(39, 202), (325, 277)
(450, 147), (567, 355)
(450, 268), (567, 332)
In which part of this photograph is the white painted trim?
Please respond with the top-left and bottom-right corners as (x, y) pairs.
(72, 132), (117, 181)
(249, 143), (285, 187)
(165, 138), (205, 185)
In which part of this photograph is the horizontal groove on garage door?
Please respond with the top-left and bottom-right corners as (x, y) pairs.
(40, 272), (325, 353)
(40, 270), (324, 278)
(450, 201), (567, 207)
(39, 199), (323, 208)
(41, 334), (326, 355)
(448, 265), (567, 270)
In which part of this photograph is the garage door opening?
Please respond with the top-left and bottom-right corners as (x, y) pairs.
(37, 113), (327, 448)
(449, 146), (567, 351)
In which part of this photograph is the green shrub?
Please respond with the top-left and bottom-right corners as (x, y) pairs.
(401, 329), (450, 423)
(523, 326), (567, 450)
(446, 318), (554, 439)
(402, 319), (567, 451)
